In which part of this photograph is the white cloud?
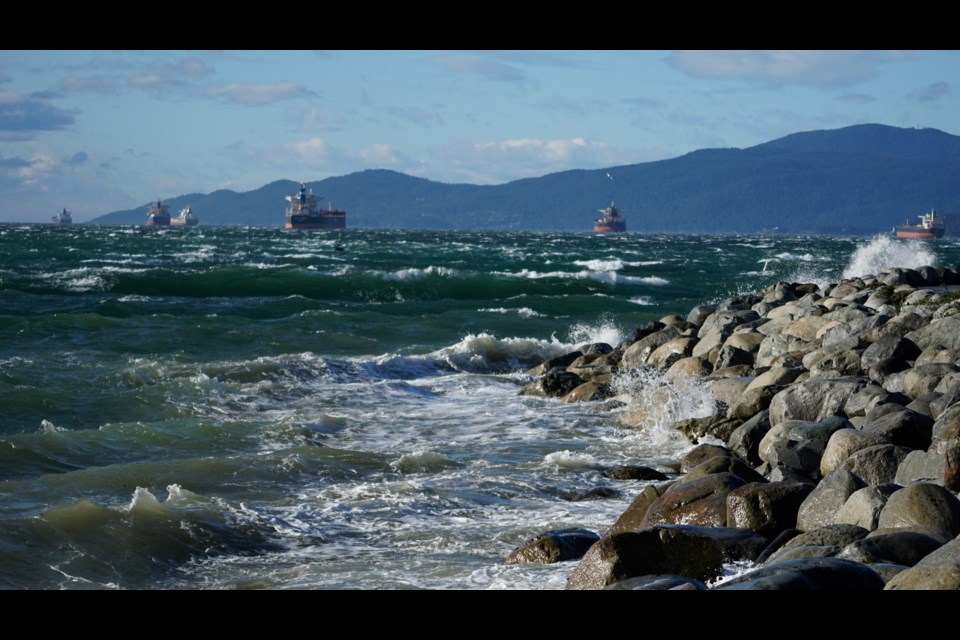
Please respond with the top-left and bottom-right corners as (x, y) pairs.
(422, 55), (528, 84)
(431, 137), (626, 183)
(358, 143), (403, 165)
(666, 50), (908, 88)
(206, 82), (316, 105)
(281, 137), (329, 164)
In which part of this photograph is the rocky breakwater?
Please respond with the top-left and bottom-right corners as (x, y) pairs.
(512, 265), (960, 590)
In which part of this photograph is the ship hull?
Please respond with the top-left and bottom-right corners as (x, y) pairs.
(894, 227), (944, 239)
(285, 215), (346, 230)
(146, 219), (170, 226)
(170, 219), (198, 227)
(594, 223), (626, 233)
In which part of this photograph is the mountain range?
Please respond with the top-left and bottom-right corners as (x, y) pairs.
(90, 124), (960, 235)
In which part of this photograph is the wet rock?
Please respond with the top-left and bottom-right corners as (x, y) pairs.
(796, 471), (866, 531)
(671, 414), (743, 444)
(506, 528), (601, 564)
(837, 530), (943, 566)
(607, 485), (664, 535)
(726, 481), (813, 537)
(519, 367), (584, 398)
(603, 466), (670, 481)
(763, 523), (868, 565)
(640, 473), (746, 529)
(527, 351), (583, 377)
(680, 444), (733, 472)
(620, 326), (681, 370)
(684, 455), (767, 485)
(769, 378), (868, 425)
(715, 557), (884, 590)
(604, 575), (708, 590)
(581, 342), (614, 356)
(833, 484), (900, 531)
(820, 429), (892, 477)
(648, 337), (698, 369)
(838, 444), (911, 486)
(877, 483), (960, 535)
(561, 382), (612, 403)
(565, 525), (768, 589)
(728, 411), (772, 466)
(665, 356), (712, 381)
(570, 487), (621, 501)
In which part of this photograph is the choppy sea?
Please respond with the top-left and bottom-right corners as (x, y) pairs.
(1, 224), (958, 589)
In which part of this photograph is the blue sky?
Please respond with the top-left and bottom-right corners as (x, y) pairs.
(0, 50), (956, 222)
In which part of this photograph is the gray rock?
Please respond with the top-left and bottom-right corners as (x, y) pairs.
(906, 314), (960, 351)
(729, 385), (783, 421)
(604, 574), (708, 590)
(744, 367), (804, 393)
(648, 337), (699, 369)
(838, 444), (911, 486)
(904, 364), (960, 399)
(565, 525), (768, 589)
(802, 342), (864, 379)
(709, 377), (752, 408)
(715, 557), (884, 590)
(837, 531), (944, 567)
(769, 378), (868, 425)
(714, 345), (755, 370)
(877, 483), (960, 535)
(885, 563), (960, 590)
(833, 484), (900, 531)
(895, 450), (947, 485)
(870, 563), (910, 584)
(767, 439), (825, 481)
(861, 335), (921, 370)
(728, 411), (772, 466)
(687, 304), (718, 328)
(726, 481), (814, 537)
(796, 471), (866, 531)
(756, 333), (815, 368)
(620, 326), (682, 370)
(506, 528), (601, 564)
(843, 384), (908, 418)
(561, 381), (613, 403)
(862, 407), (933, 451)
(820, 429), (892, 477)
(764, 523), (869, 565)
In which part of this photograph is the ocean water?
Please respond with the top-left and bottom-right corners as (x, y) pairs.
(1, 225), (958, 590)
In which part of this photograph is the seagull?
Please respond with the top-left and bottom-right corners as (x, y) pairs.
(759, 258), (774, 273)
(606, 172), (614, 180)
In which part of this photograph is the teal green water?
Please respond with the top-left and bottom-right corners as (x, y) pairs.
(1, 224), (958, 589)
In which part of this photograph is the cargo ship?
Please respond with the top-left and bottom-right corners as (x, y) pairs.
(51, 208), (72, 224)
(285, 183), (346, 230)
(894, 208), (945, 239)
(593, 202), (626, 233)
(170, 206), (199, 227)
(145, 200), (171, 226)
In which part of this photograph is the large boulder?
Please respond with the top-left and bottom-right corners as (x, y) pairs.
(566, 525), (768, 589)
(877, 483), (960, 535)
(728, 411), (772, 466)
(603, 575), (708, 590)
(769, 378), (868, 425)
(506, 528), (601, 564)
(640, 473), (746, 529)
(905, 314), (960, 351)
(607, 485), (664, 535)
(820, 429), (892, 477)
(837, 444), (911, 486)
(620, 326), (682, 370)
(796, 470), (866, 531)
(726, 481), (814, 537)
(833, 485), (900, 531)
(837, 531), (943, 567)
(762, 524), (869, 565)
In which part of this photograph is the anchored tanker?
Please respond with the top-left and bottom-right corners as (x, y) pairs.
(894, 209), (945, 239)
(284, 183), (346, 230)
(593, 202), (626, 233)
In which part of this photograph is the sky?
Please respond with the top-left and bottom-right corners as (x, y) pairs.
(0, 50), (957, 222)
